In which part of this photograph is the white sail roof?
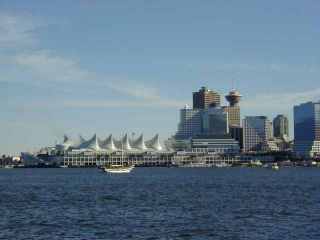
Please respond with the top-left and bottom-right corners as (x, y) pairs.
(58, 133), (164, 152)
(146, 134), (163, 151)
(73, 135), (86, 149)
(131, 134), (148, 151)
(79, 134), (102, 151)
(100, 134), (118, 151)
(121, 133), (132, 151)
(61, 135), (74, 150)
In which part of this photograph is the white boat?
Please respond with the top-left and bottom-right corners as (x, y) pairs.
(248, 160), (263, 167)
(103, 134), (135, 174)
(271, 163), (279, 170)
(3, 165), (14, 169)
(214, 162), (231, 168)
(103, 164), (134, 173)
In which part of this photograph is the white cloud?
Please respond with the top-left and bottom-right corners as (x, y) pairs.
(18, 98), (186, 110)
(242, 88), (320, 113)
(0, 12), (40, 47)
(13, 50), (91, 82)
(10, 50), (186, 108)
(63, 99), (186, 108)
(107, 81), (161, 101)
(200, 62), (320, 74)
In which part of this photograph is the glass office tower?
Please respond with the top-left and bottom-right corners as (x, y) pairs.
(294, 101), (320, 157)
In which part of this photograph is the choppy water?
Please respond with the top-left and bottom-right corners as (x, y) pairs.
(0, 167), (320, 240)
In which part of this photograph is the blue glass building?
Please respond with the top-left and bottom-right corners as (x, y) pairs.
(294, 101), (320, 157)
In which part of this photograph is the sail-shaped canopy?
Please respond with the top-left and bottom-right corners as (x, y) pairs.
(146, 134), (163, 151)
(79, 134), (102, 151)
(61, 135), (74, 150)
(121, 133), (132, 151)
(72, 135), (86, 149)
(100, 134), (118, 151)
(131, 134), (148, 151)
(58, 133), (164, 152)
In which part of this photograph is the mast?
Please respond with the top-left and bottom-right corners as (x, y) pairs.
(121, 134), (124, 165)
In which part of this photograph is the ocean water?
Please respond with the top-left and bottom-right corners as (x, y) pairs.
(0, 167), (320, 240)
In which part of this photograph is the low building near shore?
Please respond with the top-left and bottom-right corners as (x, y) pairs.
(191, 134), (240, 154)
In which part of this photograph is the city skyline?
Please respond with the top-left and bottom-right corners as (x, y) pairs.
(1, 1), (320, 154)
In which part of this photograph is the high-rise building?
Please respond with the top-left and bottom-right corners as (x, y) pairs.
(273, 114), (289, 139)
(267, 121), (274, 140)
(230, 126), (243, 150)
(202, 107), (229, 135)
(175, 105), (202, 139)
(294, 101), (320, 157)
(193, 86), (221, 109)
(223, 90), (242, 127)
(243, 116), (272, 152)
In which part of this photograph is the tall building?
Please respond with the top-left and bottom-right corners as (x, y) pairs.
(294, 101), (320, 157)
(273, 114), (289, 139)
(230, 126), (243, 150)
(243, 116), (272, 152)
(267, 121), (274, 140)
(175, 105), (202, 139)
(193, 86), (221, 109)
(223, 90), (242, 127)
(202, 107), (229, 135)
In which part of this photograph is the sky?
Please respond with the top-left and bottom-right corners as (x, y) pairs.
(0, 0), (319, 155)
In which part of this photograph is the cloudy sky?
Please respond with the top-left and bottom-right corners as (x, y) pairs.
(1, 0), (319, 154)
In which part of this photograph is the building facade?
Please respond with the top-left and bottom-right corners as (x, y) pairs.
(230, 126), (243, 150)
(191, 135), (240, 154)
(223, 90), (242, 127)
(223, 106), (240, 127)
(243, 116), (272, 152)
(193, 86), (221, 109)
(175, 105), (202, 139)
(273, 114), (289, 139)
(202, 107), (229, 135)
(294, 101), (320, 157)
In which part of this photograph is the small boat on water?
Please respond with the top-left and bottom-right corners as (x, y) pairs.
(271, 163), (279, 170)
(102, 134), (135, 174)
(248, 160), (263, 167)
(3, 165), (14, 169)
(103, 164), (134, 173)
(311, 161), (317, 167)
(214, 162), (231, 168)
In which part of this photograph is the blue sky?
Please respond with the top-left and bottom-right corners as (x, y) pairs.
(1, 0), (319, 154)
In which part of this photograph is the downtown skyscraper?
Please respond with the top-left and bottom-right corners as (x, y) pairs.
(193, 86), (221, 109)
(273, 115), (289, 139)
(294, 101), (320, 157)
